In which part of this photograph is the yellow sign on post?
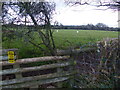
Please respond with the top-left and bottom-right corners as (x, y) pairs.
(8, 51), (15, 63)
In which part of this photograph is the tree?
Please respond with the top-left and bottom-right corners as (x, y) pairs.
(65, 0), (120, 11)
(95, 23), (109, 30)
(96, 23), (108, 28)
(2, 2), (56, 56)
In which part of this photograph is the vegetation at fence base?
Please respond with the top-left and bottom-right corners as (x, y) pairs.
(73, 38), (119, 88)
(74, 74), (115, 88)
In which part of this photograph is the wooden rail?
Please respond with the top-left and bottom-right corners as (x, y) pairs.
(0, 56), (69, 66)
(56, 47), (96, 56)
(0, 49), (77, 88)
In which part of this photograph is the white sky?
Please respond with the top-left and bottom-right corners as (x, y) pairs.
(6, 0), (118, 27)
(52, 0), (118, 27)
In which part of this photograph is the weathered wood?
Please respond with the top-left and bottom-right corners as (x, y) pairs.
(0, 55), (17, 61)
(0, 71), (76, 86)
(29, 85), (39, 89)
(68, 58), (75, 88)
(0, 49), (18, 55)
(0, 56), (70, 66)
(0, 61), (72, 75)
(13, 64), (22, 80)
(57, 47), (96, 55)
(0, 48), (78, 88)
(2, 77), (70, 88)
(57, 58), (63, 87)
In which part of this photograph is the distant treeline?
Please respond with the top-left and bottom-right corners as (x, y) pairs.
(3, 24), (119, 31)
(51, 25), (119, 31)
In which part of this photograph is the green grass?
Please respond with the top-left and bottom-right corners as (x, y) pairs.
(2, 29), (118, 58)
(53, 29), (118, 49)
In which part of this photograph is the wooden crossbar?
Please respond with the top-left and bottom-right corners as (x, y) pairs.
(0, 49), (76, 88)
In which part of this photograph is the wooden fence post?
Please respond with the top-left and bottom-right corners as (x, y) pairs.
(57, 60), (63, 88)
(69, 56), (74, 88)
(13, 49), (22, 78)
(69, 49), (77, 88)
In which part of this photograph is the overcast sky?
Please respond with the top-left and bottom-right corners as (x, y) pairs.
(52, 0), (118, 27)
(6, 0), (118, 27)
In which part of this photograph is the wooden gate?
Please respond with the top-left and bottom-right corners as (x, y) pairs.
(0, 49), (77, 88)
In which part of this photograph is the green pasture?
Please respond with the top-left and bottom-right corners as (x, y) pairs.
(53, 29), (118, 48)
(2, 29), (118, 58)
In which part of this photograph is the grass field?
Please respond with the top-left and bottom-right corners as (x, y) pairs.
(2, 29), (118, 58)
(53, 29), (118, 49)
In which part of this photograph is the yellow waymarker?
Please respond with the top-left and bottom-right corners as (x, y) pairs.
(8, 51), (15, 63)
